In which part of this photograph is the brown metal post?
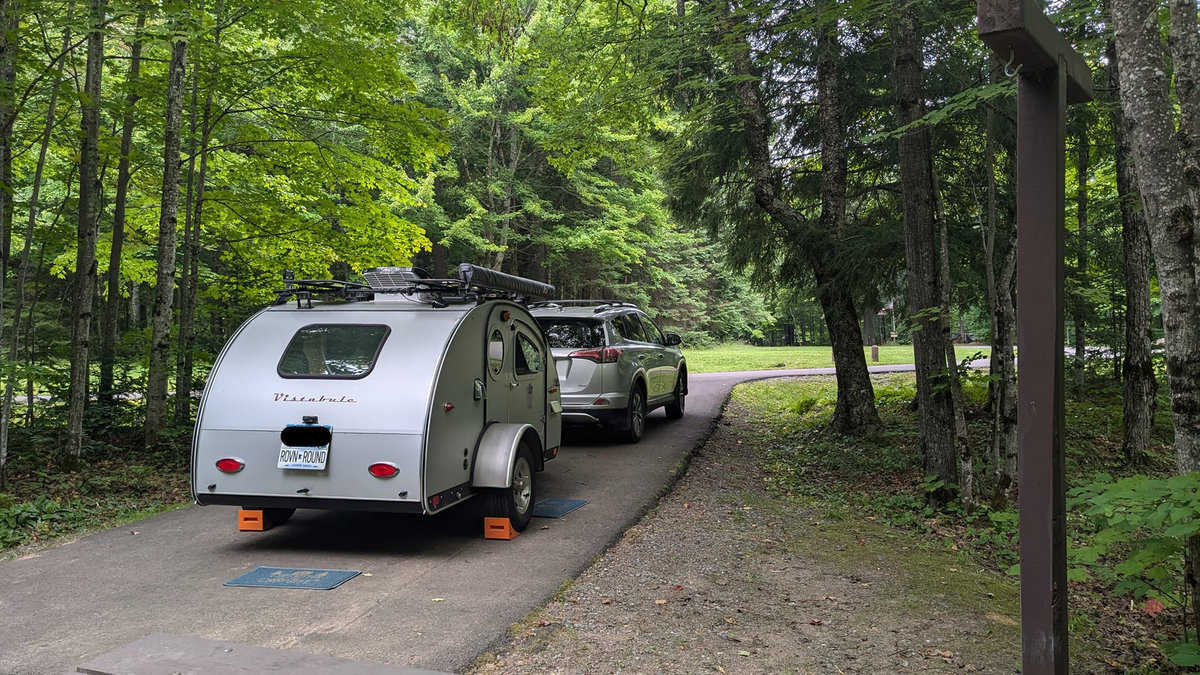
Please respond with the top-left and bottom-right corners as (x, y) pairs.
(1015, 58), (1069, 673)
(977, 4), (1090, 670)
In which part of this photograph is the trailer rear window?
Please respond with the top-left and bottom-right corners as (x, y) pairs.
(537, 318), (604, 349)
(277, 324), (390, 379)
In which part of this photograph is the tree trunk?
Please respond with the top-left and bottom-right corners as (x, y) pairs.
(0, 0), (16, 314)
(144, 10), (189, 447)
(812, 4), (879, 436)
(1113, 0), (1200, 634)
(98, 9), (144, 405)
(1107, 34), (1157, 465)
(1169, 0), (1200, 221)
(129, 281), (139, 328)
(67, 0), (106, 462)
(1073, 123), (1090, 395)
(891, 0), (956, 497)
(174, 59), (200, 425)
(720, 0), (878, 434)
(978, 79), (1018, 504)
(175, 0), (222, 425)
(935, 168), (972, 509)
(0, 9), (70, 487)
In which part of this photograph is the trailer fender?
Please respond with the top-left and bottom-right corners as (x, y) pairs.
(472, 423), (542, 488)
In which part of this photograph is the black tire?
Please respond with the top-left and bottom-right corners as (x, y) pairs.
(665, 372), (686, 420)
(263, 508), (295, 526)
(484, 442), (536, 531)
(619, 384), (647, 443)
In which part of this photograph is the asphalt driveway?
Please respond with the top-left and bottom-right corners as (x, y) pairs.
(0, 367), (906, 674)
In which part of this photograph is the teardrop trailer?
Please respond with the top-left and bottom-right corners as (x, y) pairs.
(191, 264), (562, 532)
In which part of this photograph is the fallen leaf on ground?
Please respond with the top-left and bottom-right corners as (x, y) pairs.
(866, 516), (876, 521)
(601, 599), (612, 605)
(536, 620), (551, 627)
(432, 598), (444, 602)
(674, 585), (684, 591)
(809, 618), (822, 625)
(737, 650), (751, 657)
(655, 599), (667, 605)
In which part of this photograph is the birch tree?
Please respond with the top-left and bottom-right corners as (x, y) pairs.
(144, 1), (188, 446)
(66, 0), (106, 462)
(1111, 0), (1200, 631)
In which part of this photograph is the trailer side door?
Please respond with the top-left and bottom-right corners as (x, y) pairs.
(512, 320), (548, 439)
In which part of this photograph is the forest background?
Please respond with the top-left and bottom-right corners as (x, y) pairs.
(1, 0), (1199, 667)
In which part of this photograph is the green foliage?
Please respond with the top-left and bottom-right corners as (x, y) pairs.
(874, 381), (917, 406)
(1069, 473), (1200, 594)
(1069, 472), (1200, 665)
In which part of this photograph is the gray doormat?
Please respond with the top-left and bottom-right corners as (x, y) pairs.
(532, 498), (588, 518)
(223, 566), (360, 590)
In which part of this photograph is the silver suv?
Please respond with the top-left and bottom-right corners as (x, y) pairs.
(531, 301), (687, 443)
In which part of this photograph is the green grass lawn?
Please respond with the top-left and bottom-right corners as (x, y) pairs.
(681, 343), (991, 374)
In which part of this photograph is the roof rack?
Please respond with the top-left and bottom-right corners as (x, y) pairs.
(273, 264), (555, 308)
(528, 299), (640, 313)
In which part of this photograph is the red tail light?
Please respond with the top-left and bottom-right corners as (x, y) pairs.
(368, 462), (399, 478)
(568, 347), (622, 363)
(216, 458), (245, 473)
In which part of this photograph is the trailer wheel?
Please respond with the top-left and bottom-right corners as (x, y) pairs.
(485, 442), (536, 531)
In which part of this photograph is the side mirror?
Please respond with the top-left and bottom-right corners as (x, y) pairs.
(473, 378), (486, 401)
(663, 332), (682, 347)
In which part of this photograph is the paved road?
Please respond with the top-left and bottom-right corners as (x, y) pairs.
(0, 366), (916, 675)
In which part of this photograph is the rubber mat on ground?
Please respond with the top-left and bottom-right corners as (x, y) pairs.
(224, 566), (360, 590)
(532, 498), (588, 518)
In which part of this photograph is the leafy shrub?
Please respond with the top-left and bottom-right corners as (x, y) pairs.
(0, 496), (68, 548)
(678, 330), (715, 349)
(788, 395), (825, 416)
(874, 381), (917, 406)
(1069, 472), (1200, 666)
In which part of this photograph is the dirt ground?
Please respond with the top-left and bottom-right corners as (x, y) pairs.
(470, 398), (1026, 674)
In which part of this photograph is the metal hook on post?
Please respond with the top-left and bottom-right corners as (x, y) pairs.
(1003, 49), (1021, 78)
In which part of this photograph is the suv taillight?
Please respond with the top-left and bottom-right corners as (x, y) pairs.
(568, 347), (622, 363)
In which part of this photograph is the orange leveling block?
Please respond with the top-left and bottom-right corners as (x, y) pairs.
(483, 517), (520, 540)
(238, 509), (270, 532)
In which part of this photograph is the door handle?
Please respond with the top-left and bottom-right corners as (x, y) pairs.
(508, 382), (519, 389)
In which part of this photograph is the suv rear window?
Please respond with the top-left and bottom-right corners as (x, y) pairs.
(537, 318), (605, 349)
(277, 324), (390, 379)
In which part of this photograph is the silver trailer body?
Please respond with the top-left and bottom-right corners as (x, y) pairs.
(192, 295), (562, 520)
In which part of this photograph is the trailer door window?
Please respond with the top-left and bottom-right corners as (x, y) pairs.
(488, 329), (505, 376)
(515, 332), (544, 375)
(278, 324), (390, 379)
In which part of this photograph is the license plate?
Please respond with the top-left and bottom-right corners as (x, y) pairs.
(278, 445), (329, 470)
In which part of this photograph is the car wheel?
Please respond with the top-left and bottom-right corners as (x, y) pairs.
(485, 441), (535, 531)
(665, 373), (685, 419)
(620, 385), (647, 443)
